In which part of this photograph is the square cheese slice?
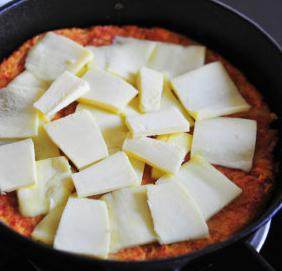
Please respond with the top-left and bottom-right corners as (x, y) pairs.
(17, 156), (73, 217)
(102, 186), (156, 252)
(72, 151), (138, 197)
(148, 43), (205, 78)
(138, 67), (164, 113)
(126, 108), (190, 137)
(151, 133), (192, 179)
(157, 156), (242, 220)
(191, 117), (257, 171)
(54, 197), (110, 258)
(0, 71), (46, 138)
(171, 61), (251, 120)
(32, 204), (65, 245)
(106, 41), (156, 82)
(34, 71), (90, 119)
(0, 139), (36, 193)
(147, 181), (208, 244)
(123, 137), (186, 174)
(45, 110), (108, 169)
(80, 68), (138, 113)
(25, 32), (93, 81)
(76, 103), (127, 154)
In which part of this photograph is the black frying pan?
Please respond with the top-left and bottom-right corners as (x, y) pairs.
(0, 0), (281, 270)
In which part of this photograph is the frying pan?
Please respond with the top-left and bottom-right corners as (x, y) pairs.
(0, 0), (281, 270)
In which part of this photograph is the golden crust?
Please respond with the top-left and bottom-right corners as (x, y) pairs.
(0, 26), (277, 260)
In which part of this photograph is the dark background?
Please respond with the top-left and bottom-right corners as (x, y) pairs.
(220, 1), (282, 270)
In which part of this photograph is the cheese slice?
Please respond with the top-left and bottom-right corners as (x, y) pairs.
(129, 158), (145, 185)
(86, 45), (113, 70)
(123, 137), (186, 174)
(32, 203), (65, 245)
(45, 110), (108, 169)
(34, 71), (90, 119)
(102, 186), (156, 252)
(126, 108), (190, 137)
(148, 43), (205, 78)
(161, 83), (194, 126)
(25, 32), (93, 81)
(106, 41), (156, 82)
(157, 156), (242, 220)
(76, 103), (127, 154)
(54, 197), (110, 258)
(147, 181), (208, 244)
(32, 120), (60, 160)
(72, 151), (138, 197)
(151, 133), (192, 179)
(171, 62), (251, 120)
(191, 117), (257, 171)
(17, 156), (73, 217)
(79, 68), (138, 113)
(0, 139), (36, 193)
(138, 67), (164, 113)
(0, 71), (46, 138)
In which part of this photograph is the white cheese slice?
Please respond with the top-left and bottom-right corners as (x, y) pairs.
(148, 43), (205, 78)
(138, 67), (164, 113)
(161, 83), (195, 126)
(45, 110), (108, 169)
(191, 117), (257, 171)
(25, 32), (93, 81)
(17, 156), (73, 217)
(54, 197), (110, 258)
(86, 45), (113, 70)
(157, 156), (242, 220)
(79, 68), (138, 113)
(152, 133), (192, 179)
(72, 151), (138, 197)
(0, 139), (36, 193)
(102, 186), (156, 252)
(106, 41), (156, 82)
(171, 61), (251, 120)
(129, 158), (145, 185)
(126, 108), (190, 137)
(32, 120), (60, 160)
(32, 203), (65, 245)
(147, 181), (208, 244)
(123, 137), (186, 174)
(0, 71), (46, 138)
(76, 103), (127, 154)
(34, 71), (90, 119)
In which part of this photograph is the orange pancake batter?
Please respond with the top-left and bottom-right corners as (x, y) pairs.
(0, 26), (277, 260)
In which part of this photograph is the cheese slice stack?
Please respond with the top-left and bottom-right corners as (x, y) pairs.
(171, 62), (250, 120)
(34, 71), (90, 119)
(54, 197), (110, 258)
(137, 67), (164, 113)
(151, 133), (192, 179)
(25, 32), (93, 81)
(45, 110), (108, 169)
(102, 186), (156, 252)
(157, 156), (242, 220)
(80, 68), (138, 113)
(0, 139), (36, 193)
(123, 137), (186, 174)
(0, 71), (46, 138)
(191, 117), (257, 171)
(147, 181), (209, 244)
(126, 108), (190, 137)
(17, 156), (73, 217)
(148, 43), (206, 78)
(72, 151), (138, 197)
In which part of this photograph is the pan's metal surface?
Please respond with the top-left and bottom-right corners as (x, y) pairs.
(0, 0), (281, 270)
